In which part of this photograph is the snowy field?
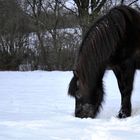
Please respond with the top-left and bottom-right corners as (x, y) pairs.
(0, 70), (140, 140)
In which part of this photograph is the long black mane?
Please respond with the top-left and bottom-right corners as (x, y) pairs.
(73, 5), (140, 92)
(68, 5), (140, 118)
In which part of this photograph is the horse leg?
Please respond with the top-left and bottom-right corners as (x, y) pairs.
(113, 59), (135, 118)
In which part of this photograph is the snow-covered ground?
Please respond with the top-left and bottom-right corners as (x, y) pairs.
(0, 70), (140, 140)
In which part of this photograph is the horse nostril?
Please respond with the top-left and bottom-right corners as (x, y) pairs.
(75, 103), (96, 118)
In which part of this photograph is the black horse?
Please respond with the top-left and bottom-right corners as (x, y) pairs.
(68, 5), (140, 119)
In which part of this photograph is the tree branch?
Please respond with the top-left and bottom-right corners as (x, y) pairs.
(57, 0), (77, 15)
(128, 0), (139, 6)
(94, 0), (107, 13)
(135, 3), (140, 10)
(90, 0), (100, 12)
(121, 0), (125, 5)
(73, 0), (81, 9)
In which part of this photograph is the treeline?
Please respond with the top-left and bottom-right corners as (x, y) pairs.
(0, 0), (80, 70)
(0, 0), (139, 71)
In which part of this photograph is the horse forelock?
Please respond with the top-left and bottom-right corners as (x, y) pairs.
(68, 74), (78, 97)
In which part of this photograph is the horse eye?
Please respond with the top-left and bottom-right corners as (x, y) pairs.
(75, 90), (82, 99)
(77, 80), (79, 87)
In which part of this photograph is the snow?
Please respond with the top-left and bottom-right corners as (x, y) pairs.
(0, 70), (140, 140)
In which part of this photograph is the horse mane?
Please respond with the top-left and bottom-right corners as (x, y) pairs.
(74, 5), (140, 91)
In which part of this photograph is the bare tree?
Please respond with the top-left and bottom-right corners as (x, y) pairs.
(26, 0), (48, 70)
(0, 0), (31, 70)
(71, 0), (107, 36)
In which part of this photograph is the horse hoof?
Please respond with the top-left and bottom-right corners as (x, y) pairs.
(117, 110), (131, 119)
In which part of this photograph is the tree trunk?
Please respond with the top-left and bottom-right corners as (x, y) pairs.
(73, 0), (107, 37)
